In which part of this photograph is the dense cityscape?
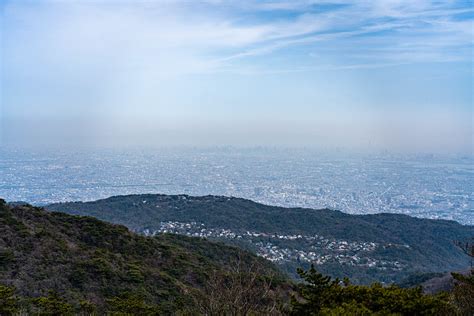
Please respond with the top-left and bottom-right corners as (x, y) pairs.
(1, 147), (472, 224)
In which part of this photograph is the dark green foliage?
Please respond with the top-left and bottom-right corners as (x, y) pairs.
(450, 237), (474, 315)
(0, 202), (284, 313)
(451, 270), (474, 315)
(291, 265), (455, 315)
(1, 198), (470, 315)
(48, 194), (473, 283)
(32, 291), (74, 316)
(79, 299), (97, 315)
(126, 263), (144, 283)
(291, 266), (338, 313)
(107, 294), (160, 315)
(0, 284), (18, 315)
(0, 248), (14, 267)
(319, 303), (372, 316)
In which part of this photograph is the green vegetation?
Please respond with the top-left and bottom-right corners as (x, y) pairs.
(1, 198), (472, 315)
(289, 238), (474, 315)
(0, 284), (18, 315)
(451, 270), (474, 315)
(0, 199), (285, 314)
(48, 194), (472, 283)
(450, 238), (474, 315)
(32, 291), (74, 315)
(290, 265), (454, 315)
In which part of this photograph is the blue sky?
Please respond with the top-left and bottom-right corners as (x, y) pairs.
(1, 0), (473, 152)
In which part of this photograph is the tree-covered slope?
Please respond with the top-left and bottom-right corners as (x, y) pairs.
(48, 194), (473, 284)
(0, 199), (286, 314)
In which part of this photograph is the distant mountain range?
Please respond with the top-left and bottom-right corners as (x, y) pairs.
(47, 194), (473, 284)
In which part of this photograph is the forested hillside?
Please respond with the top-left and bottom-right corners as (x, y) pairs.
(1, 198), (472, 315)
(48, 194), (473, 283)
(0, 199), (286, 314)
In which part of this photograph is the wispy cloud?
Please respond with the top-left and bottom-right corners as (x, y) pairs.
(3, 0), (472, 76)
(215, 0), (473, 69)
(2, 0), (472, 151)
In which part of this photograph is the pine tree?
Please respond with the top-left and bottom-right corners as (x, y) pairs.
(291, 265), (338, 315)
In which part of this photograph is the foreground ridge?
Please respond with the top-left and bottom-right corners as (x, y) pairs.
(1, 198), (472, 315)
(0, 199), (286, 314)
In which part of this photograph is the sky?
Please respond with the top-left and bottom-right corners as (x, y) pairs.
(1, 0), (473, 153)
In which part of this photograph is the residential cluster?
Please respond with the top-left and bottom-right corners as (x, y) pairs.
(254, 241), (405, 270)
(141, 221), (405, 271)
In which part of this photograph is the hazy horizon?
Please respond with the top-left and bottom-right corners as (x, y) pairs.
(1, 146), (472, 224)
(1, 0), (473, 153)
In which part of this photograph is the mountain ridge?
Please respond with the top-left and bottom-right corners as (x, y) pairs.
(0, 199), (286, 314)
(47, 194), (473, 284)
